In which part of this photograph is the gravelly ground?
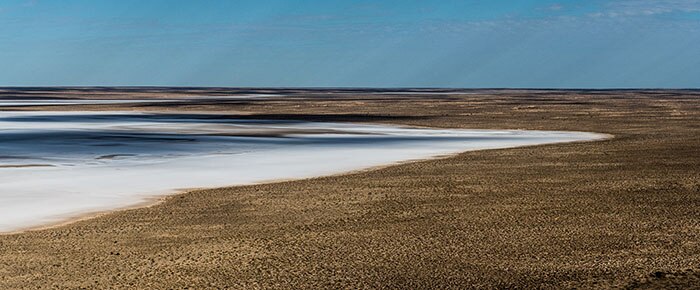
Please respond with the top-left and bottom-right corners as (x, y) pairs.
(0, 88), (698, 289)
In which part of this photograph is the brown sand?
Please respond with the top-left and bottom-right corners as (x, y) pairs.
(0, 164), (53, 168)
(0, 89), (699, 288)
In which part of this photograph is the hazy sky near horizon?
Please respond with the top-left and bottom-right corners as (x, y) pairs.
(1, 0), (699, 88)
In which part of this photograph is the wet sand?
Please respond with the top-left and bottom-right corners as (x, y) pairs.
(0, 164), (53, 168)
(0, 88), (699, 288)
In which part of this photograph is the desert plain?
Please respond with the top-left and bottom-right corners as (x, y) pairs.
(0, 88), (698, 288)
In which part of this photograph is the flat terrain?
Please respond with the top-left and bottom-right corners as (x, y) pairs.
(0, 89), (699, 288)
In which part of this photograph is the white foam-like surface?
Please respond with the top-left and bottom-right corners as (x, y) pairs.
(0, 99), (173, 106)
(0, 111), (606, 232)
(0, 94), (280, 107)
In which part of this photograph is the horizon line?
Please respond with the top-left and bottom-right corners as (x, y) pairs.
(1, 86), (699, 91)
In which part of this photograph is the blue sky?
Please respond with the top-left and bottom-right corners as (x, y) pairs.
(1, 0), (699, 88)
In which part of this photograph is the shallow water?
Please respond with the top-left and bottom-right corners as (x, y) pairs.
(0, 111), (606, 232)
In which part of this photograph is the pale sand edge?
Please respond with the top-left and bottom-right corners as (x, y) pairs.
(1, 131), (613, 236)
